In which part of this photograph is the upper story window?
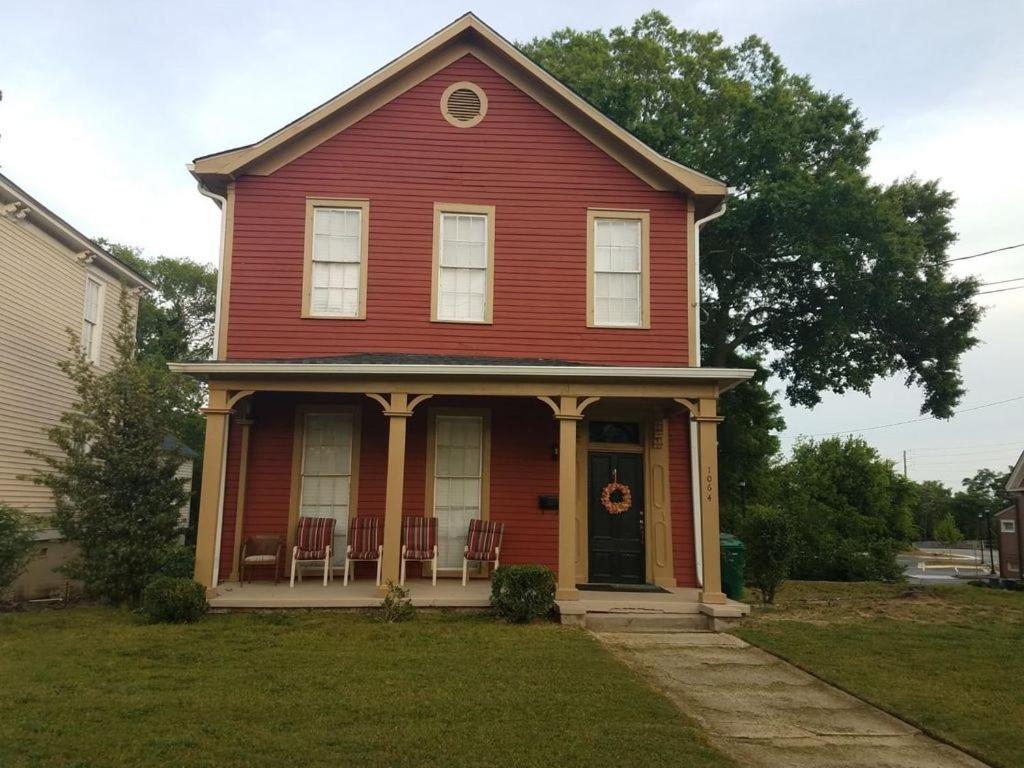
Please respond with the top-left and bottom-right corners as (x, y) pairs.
(303, 198), (369, 319)
(587, 209), (650, 329)
(81, 276), (104, 363)
(432, 203), (494, 323)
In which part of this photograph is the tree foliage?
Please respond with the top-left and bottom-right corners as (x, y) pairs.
(29, 292), (194, 604)
(779, 437), (914, 581)
(0, 504), (37, 596)
(934, 512), (963, 549)
(740, 503), (794, 605)
(911, 480), (954, 541)
(522, 13), (980, 418)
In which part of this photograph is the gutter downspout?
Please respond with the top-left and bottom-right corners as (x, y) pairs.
(690, 199), (727, 588)
(193, 171), (230, 587)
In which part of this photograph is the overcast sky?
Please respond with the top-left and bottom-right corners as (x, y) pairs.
(3, 1), (1022, 489)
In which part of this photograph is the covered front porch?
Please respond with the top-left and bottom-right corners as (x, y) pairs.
(174, 357), (753, 612)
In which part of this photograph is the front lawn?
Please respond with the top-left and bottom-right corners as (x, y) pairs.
(0, 608), (731, 768)
(736, 581), (1024, 768)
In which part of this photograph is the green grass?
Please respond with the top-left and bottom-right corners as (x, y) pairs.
(736, 581), (1024, 768)
(0, 608), (731, 768)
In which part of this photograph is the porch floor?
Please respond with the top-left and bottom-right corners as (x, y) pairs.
(209, 577), (748, 622)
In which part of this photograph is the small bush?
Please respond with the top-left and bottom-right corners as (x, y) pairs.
(0, 503), (37, 597)
(491, 564), (555, 623)
(741, 504), (794, 605)
(141, 576), (208, 623)
(158, 543), (196, 578)
(379, 581), (415, 623)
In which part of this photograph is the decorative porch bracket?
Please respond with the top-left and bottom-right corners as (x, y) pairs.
(538, 395), (601, 600)
(365, 393), (433, 594)
(675, 397), (727, 605)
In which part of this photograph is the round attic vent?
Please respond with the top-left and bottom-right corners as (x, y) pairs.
(441, 82), (487, 128)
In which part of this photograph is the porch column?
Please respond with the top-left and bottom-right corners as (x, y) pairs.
(556, 397), (581, 600)
(367, 393), (432, 595)
(194, 388), (233, 594)
(695, 397), (726, 605)
(228, 405), (255, 582)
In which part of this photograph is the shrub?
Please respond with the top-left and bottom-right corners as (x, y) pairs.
(379, 581), (415, 623)
(0, 504), (37, 597)
(158, 543), (196, 578)
(741, 504), (794, 605)
(491, 564), (555, 623)
(141, 576), (208, 623)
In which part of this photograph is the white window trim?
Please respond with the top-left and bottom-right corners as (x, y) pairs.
(431, 202), (495, 324)
(586, 208), (651, 329)
(81, 273), (105, 364)
(1001, 519), (1017, 534)
(302, 198), (370, 319)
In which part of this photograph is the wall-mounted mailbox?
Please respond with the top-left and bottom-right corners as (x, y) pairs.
(537, 494), (559, 512)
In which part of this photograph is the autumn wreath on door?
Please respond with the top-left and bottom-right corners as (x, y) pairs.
(600, 469), (633, 515)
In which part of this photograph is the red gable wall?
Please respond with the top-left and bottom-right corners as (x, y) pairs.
(227, 54), (690, 365)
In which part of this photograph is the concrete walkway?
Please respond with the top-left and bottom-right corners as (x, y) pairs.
(596, 632), (988, 768)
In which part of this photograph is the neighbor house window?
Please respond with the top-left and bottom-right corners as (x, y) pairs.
(303, 198), (369, 318)
(1002, 519), (1017, 534)
(432, 203), (494, 323)
(587, 209), (650, 328)
(298, 411), (357, 564)
(431, 413), (489, 569)
(81, 276), (104, 363)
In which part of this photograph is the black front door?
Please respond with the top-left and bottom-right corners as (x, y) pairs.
(588, 452), (645, 584)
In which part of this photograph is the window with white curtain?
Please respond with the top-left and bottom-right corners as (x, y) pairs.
(81, 276), (103, 363)
(433, 415), (484, 569)
(592, 216), (643, 327)
(310, 206), (364, 317)
(299, 413), (355, 563)
(437, 211), (489, 322)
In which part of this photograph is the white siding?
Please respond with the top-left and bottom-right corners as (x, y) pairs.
(0, 214), (137, 523)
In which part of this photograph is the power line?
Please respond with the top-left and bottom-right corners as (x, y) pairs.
(978, 276), (1024, 287)
(908, 440), (1024, 454)
(946, 242), (1024, 263)
(977, 285), (1024, 296)
(780, 394), (1024, 440)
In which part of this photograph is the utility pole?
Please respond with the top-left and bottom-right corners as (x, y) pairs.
(902, 450), (908, 478)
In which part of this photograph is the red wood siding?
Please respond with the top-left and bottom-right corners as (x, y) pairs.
(227, 54), (690, 365)
(669, 413), (698, 587)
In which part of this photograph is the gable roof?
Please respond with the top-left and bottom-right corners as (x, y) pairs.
(0, 172), (155, 291)
(189, 13), (727, 215)
(1008, 449), (1024, 493)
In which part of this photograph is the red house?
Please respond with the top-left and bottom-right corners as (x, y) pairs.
(175, 14), (752, 622)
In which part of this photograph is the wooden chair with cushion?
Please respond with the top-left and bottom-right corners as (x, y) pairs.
(239, 535), (283, 585)
(289, 516), (336, 588)
(343, 516), (384, 587)
(400, 516), (438, 587)
(462, 519), (505, 586)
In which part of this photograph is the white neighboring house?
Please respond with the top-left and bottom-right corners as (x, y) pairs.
(0, 172), (165, 599)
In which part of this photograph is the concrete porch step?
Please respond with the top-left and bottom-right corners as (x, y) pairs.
(577, 612), (710, 632)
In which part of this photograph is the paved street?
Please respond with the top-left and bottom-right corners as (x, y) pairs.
(597, 631), (987, 768)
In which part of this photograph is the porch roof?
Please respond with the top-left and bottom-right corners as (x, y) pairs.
(169, 355), (754, 393)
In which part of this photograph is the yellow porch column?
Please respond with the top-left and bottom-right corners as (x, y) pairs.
(367, 393), (432, 595)
(194, 388), (233, 594)
(696, 397), (726, 605)
(555, 396), (581, 600)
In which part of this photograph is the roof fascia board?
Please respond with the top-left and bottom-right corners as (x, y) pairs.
(190, 14), (726, 199)
(0, 176), (155, 291)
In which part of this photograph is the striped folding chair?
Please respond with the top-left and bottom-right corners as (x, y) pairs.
(462, 519), (505, 586)
(344, 516), (384, 587)
(401, 516), (438, 587)
(289, 516), (336, 588)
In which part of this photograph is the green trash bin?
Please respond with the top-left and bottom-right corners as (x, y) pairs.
(719, 534), (746, 601)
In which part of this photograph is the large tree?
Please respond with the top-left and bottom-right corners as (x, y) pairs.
(522, 14), (980, 418)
